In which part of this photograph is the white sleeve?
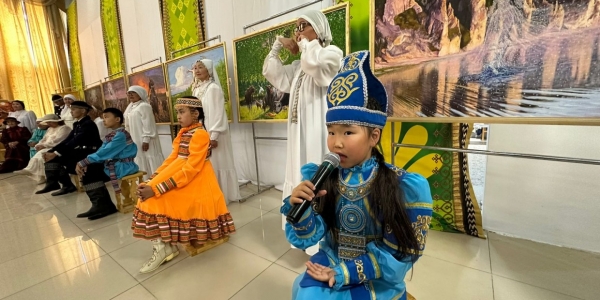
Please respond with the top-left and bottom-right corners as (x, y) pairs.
(25, 111), (38, 133)
(298, 39), (344, 87)
(43, 126), (71, 148)
(139, 104), (158, 144)
(262, 37), (300, 93)
(204, 84), (228, 141)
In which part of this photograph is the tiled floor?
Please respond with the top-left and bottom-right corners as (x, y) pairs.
(1, 173), (599, 300)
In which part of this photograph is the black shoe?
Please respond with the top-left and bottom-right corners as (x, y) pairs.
(87, 207), (118, 220)
(51, 185), (77, 196)
(35, 184), (61, 194)
(77, 207), (100, 218)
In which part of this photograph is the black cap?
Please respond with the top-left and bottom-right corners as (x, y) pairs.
(70, 101), (92, 109)
(51, 94), (63, 102)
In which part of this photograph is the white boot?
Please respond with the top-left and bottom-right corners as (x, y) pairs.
(139, 239), (179, 274)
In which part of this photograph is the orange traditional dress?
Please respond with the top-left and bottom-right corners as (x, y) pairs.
(131, 123), (235, 244)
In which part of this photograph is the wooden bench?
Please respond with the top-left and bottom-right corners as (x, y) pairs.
(113, 171), (146, 214)
(70, 174), (85, 193)
(407, 292), (416, 300)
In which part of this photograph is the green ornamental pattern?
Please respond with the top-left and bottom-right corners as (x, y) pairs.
(162, 0), (205, 58)
(67, 2), (84, 97)
(100, 0), (125, 76)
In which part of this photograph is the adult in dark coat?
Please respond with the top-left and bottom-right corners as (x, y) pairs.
(37, 101), (102, 198)
(52, 94), (65, 116)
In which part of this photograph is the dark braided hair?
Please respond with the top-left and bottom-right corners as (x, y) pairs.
(315, 96), (420, 263)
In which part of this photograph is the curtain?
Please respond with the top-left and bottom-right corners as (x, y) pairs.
(0, 0), (71, 117)
(67, 1), (84, 98)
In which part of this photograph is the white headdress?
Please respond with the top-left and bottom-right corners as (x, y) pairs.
(299, 10), (333, 46)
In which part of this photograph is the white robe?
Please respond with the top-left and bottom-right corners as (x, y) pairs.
(23, 125), (71, 181)
(8, 110), (37, 133)
(124, 101), (164, 180)
(60, 106), (75, 129)
(94, 117), (110, 139)
(193, 82), (241, 202)
(263, 38), (342, 255)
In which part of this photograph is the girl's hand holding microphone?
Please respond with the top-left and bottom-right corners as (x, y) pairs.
(290, 181), (327, 205)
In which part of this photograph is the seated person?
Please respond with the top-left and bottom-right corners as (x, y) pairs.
(37, 101), (102, 196)
(0, 117), (32, 173)
(15, 114), (72, 184)
(75, 108), (139, 220)
(27, 118), (48, 158)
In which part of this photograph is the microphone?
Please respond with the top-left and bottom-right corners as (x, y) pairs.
(286, 152), (340, 224)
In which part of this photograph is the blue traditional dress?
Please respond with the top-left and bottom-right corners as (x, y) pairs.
(280, 50), (434, 299)
(27, 128), (47, 158)
(78, 127), (139, 193)
(281, 159), (432, 300)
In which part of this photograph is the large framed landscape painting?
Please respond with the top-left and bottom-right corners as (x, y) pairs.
(127, 65), (172, 124)
(373, 0), (600, 124)
(233, 2), (349, 122)
(84, 85), (104, 111)
(102, 77), (128, 113)
(164, 43), (233, 121)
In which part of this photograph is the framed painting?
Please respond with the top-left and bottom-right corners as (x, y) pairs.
(102, 77), (128, 113)
(371, 0), (600, 125)
(164, 42), (233, 122)
(127, 65), (172, 124)
(83, 85), (105, 112)
(233, 2), (349, 122)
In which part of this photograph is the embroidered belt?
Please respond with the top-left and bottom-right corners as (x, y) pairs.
(74, 146), (98, 151)
(335, 228), (381, 261)
(105, 157), (134, 193)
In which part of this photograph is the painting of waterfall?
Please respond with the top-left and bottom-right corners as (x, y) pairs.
(373, 0), (600, 122)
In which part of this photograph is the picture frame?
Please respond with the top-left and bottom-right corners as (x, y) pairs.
(232, 2), (350, 123)
(102, 76), (128, 113)
(83, 84), (105, 112)
(371, 0), (600, 125)
(164, 42), (233, 122)
(127, 65), (173, 124)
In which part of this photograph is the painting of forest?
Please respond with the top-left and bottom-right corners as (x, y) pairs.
(234, 3), (348, 122)
(374, 0), (600, 121)
(165, 43), (232, 121)
(128, 65), (171, 124)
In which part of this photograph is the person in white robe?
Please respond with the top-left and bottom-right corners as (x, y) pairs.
(89, 106), (110, 139)
(124, 85), (164, 180)
(60, 94), (77, 129)
(14, 114), (71, 183)
(191, 59), (241, 203)
(8, 101), (37, 133)
(262, 10), (343, 254)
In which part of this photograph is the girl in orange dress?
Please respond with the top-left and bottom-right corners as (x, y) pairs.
(132, 95), (235, 274)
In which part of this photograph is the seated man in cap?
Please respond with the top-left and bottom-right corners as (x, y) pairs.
(37, 101), (102, 197)
(0, 117), (32, 173)
(74, 107), (138, 220)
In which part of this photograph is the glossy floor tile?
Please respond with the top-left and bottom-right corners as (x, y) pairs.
(0, 174), (599, 299)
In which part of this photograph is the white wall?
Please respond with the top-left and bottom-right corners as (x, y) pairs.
(483, 124), (600, 253)
(77, 0), (107, 86)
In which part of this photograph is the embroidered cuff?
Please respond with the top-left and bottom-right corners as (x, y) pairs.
(155, 178), (176, 195)
(332, 264), (349, 290)
(292, 208), (316, 237)
(339, 254), (380, 285)
(77, 158), (92, 168)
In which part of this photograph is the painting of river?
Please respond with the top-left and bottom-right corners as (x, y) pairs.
(374, 0), (600, 120)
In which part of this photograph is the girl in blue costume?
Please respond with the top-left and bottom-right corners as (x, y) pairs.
(280, 51), (433, 300)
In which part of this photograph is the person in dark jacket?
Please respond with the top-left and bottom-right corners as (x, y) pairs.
(52, 94), (65, 117)
(37, 101), (102, 198)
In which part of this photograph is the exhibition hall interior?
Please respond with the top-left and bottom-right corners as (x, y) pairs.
(0, 0), (599, 299)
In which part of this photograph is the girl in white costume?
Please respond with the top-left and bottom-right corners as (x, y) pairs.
(124, 85), (165, 180)
(191, 59), (240, 203)
(60, 94), (76, 128)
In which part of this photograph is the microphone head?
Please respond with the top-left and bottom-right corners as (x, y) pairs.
(323, 152), (341, 168)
